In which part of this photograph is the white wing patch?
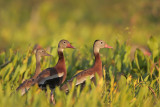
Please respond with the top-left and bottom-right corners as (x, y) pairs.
(75, 74), (94, 86)
(39, 72), (64, 84)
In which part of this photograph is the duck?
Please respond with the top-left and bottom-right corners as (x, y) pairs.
(60, 40), (112, 92)
(32, 44), (42, 54)
(16, 48), (52, 95)
(130, 44), (151, 60)
(32, 39), (75, 103)
(32, 44), (51, 54)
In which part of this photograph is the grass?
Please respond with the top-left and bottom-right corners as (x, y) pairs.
(0, 38), (160, 107)
(0, 0), (160, 106)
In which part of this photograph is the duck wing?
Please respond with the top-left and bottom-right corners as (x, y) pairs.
(35, 68), (64, 90)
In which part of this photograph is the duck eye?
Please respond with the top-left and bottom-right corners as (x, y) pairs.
(101, 42), (103, 44)
(64, 41), (66, 43)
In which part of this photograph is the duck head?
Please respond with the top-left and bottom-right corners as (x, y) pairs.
(36, 48), (52, 57)
(58, 40), (75, 52)
(94, 40), (113, 54)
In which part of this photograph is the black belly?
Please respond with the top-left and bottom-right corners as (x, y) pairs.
(39, 77), (63, 90)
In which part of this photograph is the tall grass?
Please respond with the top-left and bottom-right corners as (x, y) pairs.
(0, 38), (160, 107)
(0, 0), (160, 106)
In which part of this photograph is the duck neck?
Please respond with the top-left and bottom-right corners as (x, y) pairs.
(93, 44), (102, 70)
(33, 54), (41, 79)
(56, 50), (66, 69)
(56, 49), (67, 83)
(93, 52), (102, 70)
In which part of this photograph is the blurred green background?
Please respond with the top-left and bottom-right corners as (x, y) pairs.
(0, 0), (160, 51)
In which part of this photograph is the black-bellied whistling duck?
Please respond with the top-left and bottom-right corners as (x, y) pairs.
(32, 44), (42, 53)
(32, 44), (51, 54)
(16, 48), (52, 95)
(32, 40), (75, 103)
(61, 40), (112, 92)
(130, 44), (151, 60)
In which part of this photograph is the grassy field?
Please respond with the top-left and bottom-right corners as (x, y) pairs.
(0, 0), (160, 107)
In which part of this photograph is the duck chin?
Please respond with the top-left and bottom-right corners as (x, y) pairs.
(94, 47), (100, 54)
(58, 48), (64, 52)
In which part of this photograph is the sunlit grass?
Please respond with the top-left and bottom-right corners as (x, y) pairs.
(0, 38), (160, 107)
(0, 0), (160, 106)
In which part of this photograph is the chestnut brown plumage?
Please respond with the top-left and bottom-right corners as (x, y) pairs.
(32, 40), (75, 103)
(61, 40), (112, 92)
(16, 48), (52, 95)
